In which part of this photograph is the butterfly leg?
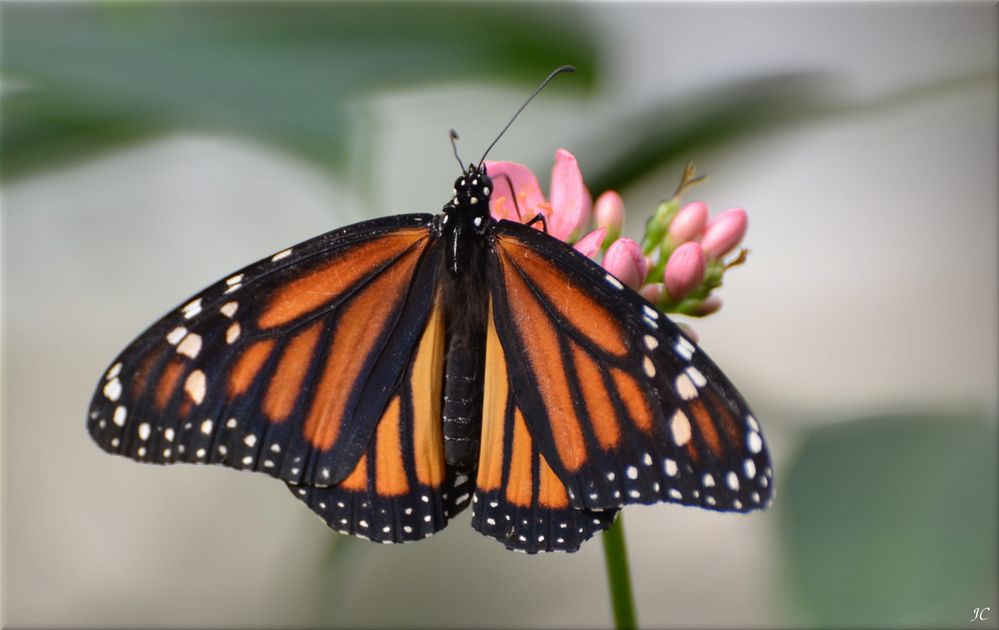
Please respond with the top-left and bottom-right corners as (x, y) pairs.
(525, 213), (548, 233)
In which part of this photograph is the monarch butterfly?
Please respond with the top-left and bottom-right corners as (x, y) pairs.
(87, 66), (772, 554)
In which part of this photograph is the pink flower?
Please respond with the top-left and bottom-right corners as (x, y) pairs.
(700, 208), (748, 260)
(486, 148), (592, 242)
(668, 201), (708, 245)
(603, 238), (648, 290)
(594, 191), (624, 242)
(573, 227), (607, 259)
(664, 242), (706, 301)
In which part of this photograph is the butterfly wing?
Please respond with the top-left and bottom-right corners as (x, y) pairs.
(486, 220), (773, 515)
(287, 293), (476, 542)
(471, 300), (617, 553)
(87, 214), (442, 489)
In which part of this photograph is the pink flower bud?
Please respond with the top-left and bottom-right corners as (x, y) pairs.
(484, 160), (545, 222)
(668, 201), (708, 245)
(664, 242), (706, 301)
(573, 228), (607, 259)
(603, 238), (648, 290)
(701, 207), (748, 260)
(548, 148), (592, 241)
(594, 190), (624, 241)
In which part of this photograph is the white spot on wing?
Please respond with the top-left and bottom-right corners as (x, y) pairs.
(747, 431), (763, 454)
(164, 428), (175, 442)
(664, 459), (678, 476)
(746, 415), (760, 432)
(675, 373), (698, 400)
(226, 274), (244, 286)
(219, 301), (238, 318)
(166, 326), (187, 345)
(643, 335), (659, 350)
(744, 459), (756, 479)
(643, 356), (656, 378)
(271, 248), (292, 262)
(184, 370), (206, 404)
(226, 322), (241, 344)
(702, 473), (715, 487)
(106, 363), (122, 380)
(112, 406), (127, 427)
(727, 471), (740, 490)
(626, 466), (638, 480)
(200, 419), (213, 435)
(137, 422), (151, 441)
(182, 298), (202, 319)
(674, 336), (695, 361)
(244, 434), (257, 447)
(176, 333), (202, 359)
(103, 378), (122, 402)
(685, 366), (707, 387)
(670, 410), (691, 446)
(605, 274), (624, 290)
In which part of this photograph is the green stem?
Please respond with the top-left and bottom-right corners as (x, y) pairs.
(601, 514), (638, 629)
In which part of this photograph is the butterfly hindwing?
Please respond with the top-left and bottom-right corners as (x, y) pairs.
(470, 301), (617, 553)
(287, 295), (476, 543)
(487, 220), (773, 514)
(87, 214), (441, 489)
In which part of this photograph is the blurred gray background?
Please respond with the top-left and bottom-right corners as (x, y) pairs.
(2, 3), (997, 628)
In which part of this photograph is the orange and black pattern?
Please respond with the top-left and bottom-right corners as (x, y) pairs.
(88, 215), (441, 490)
(287, 295), (476, 542)
(88, 165), (772, 554)
(488, 221), (773, 516)
(471, 302), (616, 552)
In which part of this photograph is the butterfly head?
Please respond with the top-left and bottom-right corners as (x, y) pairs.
(451, 163), (493, 214)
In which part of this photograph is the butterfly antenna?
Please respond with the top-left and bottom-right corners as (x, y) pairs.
(449, 129), (465, 171)
(478, 65), (576, 167)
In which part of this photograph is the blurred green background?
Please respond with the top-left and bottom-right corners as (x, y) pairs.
(2, 3), (996, 628)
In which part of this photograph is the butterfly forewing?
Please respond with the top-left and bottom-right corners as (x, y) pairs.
(87, 214), (441, 488)
(487, 220), (773, 514)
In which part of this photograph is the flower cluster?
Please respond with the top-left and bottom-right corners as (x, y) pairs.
(487, 151), (748, 329)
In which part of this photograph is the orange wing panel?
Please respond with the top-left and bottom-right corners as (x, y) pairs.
(374, 396), (409, 496)
(505, 408), (534, 507)
(228, 339), (276, 398)
(262, 320), (323, 422)
(154, 360), (185, 410)
(258, 229), (429, 330)
(497, 238), (629, 358)
(477, 300), (509, 491)
(304, 246), (422, 451)
(409, 295), (446, 487)
(497, 253), (587, 472)
(569, 342), (621, 450)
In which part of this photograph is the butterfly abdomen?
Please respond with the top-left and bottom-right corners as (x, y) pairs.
(440, 228), (490, 469)
(442, 333), (483, 468)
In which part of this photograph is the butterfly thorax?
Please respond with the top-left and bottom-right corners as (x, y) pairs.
(438, 163), (493, 469)
(441, 163), (494, 277)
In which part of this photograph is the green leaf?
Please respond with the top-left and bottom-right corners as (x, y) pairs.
(1, 2), (596, 180)
(779, 412), (998, 627)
